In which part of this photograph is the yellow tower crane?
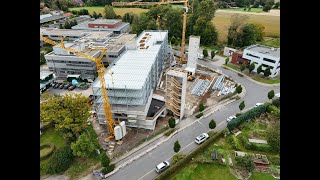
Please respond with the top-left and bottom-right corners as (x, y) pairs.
(112, 0), (189, 64)
(40, 36), (116, 141)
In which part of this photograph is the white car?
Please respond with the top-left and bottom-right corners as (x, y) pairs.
(254, 103), (264, 107)
(227, 115), (237, 123)
(275, 93), (280, 98)
(195, 133), (209, 144)
(155, 161), (170, 173)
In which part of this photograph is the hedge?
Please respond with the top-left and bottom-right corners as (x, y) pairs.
(40, 144), (56, 161)
(245, 142), (272, 152)
(101, 164), (115, 174)
(272, 98), (280, 108)
(195, 113), (203, 118)
(45, 145), (74, 174)
(227, 104), (269, 131)
(164, 128), (176, 136)
(155, 131), (224, 180)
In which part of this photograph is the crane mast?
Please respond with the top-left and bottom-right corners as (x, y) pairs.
(40, 36), (115, 139)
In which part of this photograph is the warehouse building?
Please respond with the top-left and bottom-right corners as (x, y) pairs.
(72, 19), (130, 34)
(92, 30), (168, 130)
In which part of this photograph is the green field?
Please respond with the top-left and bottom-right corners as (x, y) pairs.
(70, 6), (148, 17)
(213, 12), (280, 43)
(170, 163), (237, 180)
(223, 8), (263, 13)
(258, 37), (280, 48)
(249, 173), (276, 180)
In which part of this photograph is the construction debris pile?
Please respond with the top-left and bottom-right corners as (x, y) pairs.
(190, 78), (211, 96)
(212, 75), (236, 96)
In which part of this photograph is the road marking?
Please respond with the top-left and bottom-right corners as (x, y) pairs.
(137, 141), (195, 180)
(197, 120), (208, 130)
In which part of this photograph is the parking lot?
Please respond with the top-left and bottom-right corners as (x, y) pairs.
(46, 84), (93, 97)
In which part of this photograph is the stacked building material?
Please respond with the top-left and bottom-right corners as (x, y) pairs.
(191, 79), (210, 96)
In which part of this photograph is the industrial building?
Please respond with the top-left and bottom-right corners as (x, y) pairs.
(165, 69), (187, 120)
(40, 28), (93, 41)
(231, 44), (280, 77)
(44, 30), (136, 80)
(92, 30), (168, 130)
(71, 19), (130, 34)
(40, 71), (54, 93)
(40, 13), (64, 25)
(48, 15), (93, 29)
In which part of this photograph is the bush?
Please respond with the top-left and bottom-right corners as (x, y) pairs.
(267, 105), (279, 113)
(245, 143), (272, 152)
(155, 131), (224, 180)
(268, 155), (280, 165)
(227, 136), (240, 150)
(40, 144), (56, 160)
(100, 152), (110, 167)
(174, 141), (181, 153)
(168, 117), (176, 128)
(164, 128), (176, 136)
(46, 145), (74, 174)
(238, 134), (248, 146)
(227, 104), (269, 131)
(236, 85), (243, 94)
(101, 164), (115, 174)
(235, 155), (255, 172)
(199, 103), (205, 112)
(195, 113), (203, 118)
(172, 154), (186, 165)
(236, 113), (242, 117)
(209, 120), (216, 129)
(272, 98), (280, 108)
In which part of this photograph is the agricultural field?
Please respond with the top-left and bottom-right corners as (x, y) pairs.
(213, 11), (280, 43)
(223, 8), (264, 13)
(69, 6), (148, 17)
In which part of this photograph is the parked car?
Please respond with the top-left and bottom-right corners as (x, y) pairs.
(155, 161), (170, 173)
(254, 103), (264, 108)
(195, 133), (209, 144)
(275, 93), (280, 98)
(53, 83), (61, 89)
(227, 115), (237, 123)
(59, 83), (65, 89)
(63, 83), (72, 89)
(68, 85), (76, 91)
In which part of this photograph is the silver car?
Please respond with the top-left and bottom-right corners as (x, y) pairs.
(195, 133), (209, 144)
(155, 161), (170, 173)
(227, 115), (237, 123)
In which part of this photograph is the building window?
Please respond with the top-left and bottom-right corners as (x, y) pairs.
(263, 58), (276, 64)
(277, 66), (280, 69)
(246, 53), (260, 59)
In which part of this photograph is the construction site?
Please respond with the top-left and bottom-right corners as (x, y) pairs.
(40, 0), (238, 158)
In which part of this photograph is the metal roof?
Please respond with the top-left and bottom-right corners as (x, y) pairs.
(245, 44), (280, 58)
(93, 31), (168, 90)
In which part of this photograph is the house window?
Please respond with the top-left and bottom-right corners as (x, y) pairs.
(246, 53), (260, 59)
(263, 58), (276, 64)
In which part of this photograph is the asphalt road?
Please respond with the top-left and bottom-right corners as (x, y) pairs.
(106, 60), (280, 180)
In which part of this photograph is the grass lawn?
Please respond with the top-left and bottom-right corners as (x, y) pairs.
(65, 156), (100, 180)
(213, 11), (280, 43)
(69, 6), (149, 17)
(225, 64), (240, 71)
(249, 172), (276, 180)
(223, 8), (263, 13)
(257, 37), (280, 48)
(170, 163), (237, 180)
(40, 147), (52, 157)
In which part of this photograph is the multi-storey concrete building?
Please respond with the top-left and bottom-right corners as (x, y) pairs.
(44, 31), (136, 80)
(165, 69), (187, 120)
(92, 30), (168, 130)
(185, 36), (200, 75)
(242, 44), (280, 77)
(72, 19), (130, 34)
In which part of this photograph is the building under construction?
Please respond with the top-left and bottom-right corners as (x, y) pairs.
(92, 30), (169, 130)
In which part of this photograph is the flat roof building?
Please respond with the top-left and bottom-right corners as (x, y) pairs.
(72, 19), (130, 34)
(40, 13), (64, 24)
(92, 30), (168, 130)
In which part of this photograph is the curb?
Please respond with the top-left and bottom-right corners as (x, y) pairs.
(222, 65), (280, 87)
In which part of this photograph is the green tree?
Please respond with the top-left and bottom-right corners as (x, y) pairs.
(236, 23), (257, 47)
(198, 0), (216, 21)
(164, 8), (183, 39)
(268, 90), (275, 100)
(92, 11), (98, 19)
(98, 13), (102, 18)
(225, 58), (229, 65)
(64, 21), (71, 29)
(253, 23), (265, 41)
(240, 63), (246, 72)
(46, 145), (74, 174)
(174, 140), (181, 153)
(170, 36), (177, 45)
(273, 2), (280, 9)
(100, 152), (110, 167)
(59, 23), (63, 29)
(193, 17), (218, 45)
(263, 4), (272, 12)
(199, 103), (205, 112)
(248, 7), (252, 11)
(209, 119), (216, 129)
(203, 49), (208, 58)
(211, 51), (215, 59)
(235, 155), (255, 172)
(104, 5), (116, 19)
(40, 94), (90, 140)
(264, 67), (271, 77)
(239, 101), (245, 112)
(257, 64), (263, 74)
(227, 14), (249, 46)
(236, 85), (243, 94)
(267, 121), (280, 152)
(249, 62), (255, 74)
(168, 117), (176, 128)
(40, 53), (46, 65)
(122, 12), (135, 24)
(71, 133), (97, 158)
